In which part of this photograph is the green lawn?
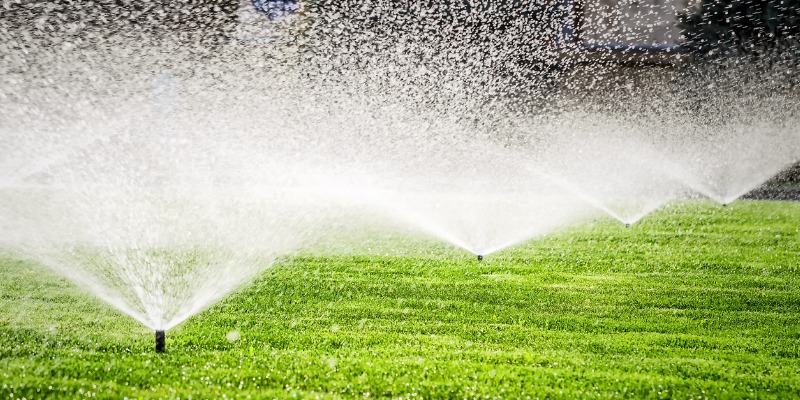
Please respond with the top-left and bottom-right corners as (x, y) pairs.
(1, 200), (799, 399)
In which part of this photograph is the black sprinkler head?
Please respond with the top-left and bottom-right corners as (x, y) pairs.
(722, 203), (727, 207)
(156, 330), (165, 353)
(625, 223), (631, 228)
(477, 255), (483, 261)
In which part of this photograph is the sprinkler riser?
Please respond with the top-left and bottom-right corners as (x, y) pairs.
(477, 255), (483, 261)
(156, 330), (165, 353)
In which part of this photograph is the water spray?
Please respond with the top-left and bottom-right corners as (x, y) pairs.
(477, 255), (483, 261)
(155, 330), (165, 353)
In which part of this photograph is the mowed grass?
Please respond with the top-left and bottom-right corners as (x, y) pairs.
(1, 200), (799, 399)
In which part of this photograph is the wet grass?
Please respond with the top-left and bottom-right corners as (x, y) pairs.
(1, 200), (799, 399)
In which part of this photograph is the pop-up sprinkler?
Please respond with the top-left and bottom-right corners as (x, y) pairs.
(625, 223), (631, 228)
(156, 330), (165, 353)
(477, 255), (483, 261)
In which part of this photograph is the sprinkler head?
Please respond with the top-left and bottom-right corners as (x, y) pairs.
(722, 203), (727, 207)
(625, 223), (631, 228)
(477, 255), (483, 261)
(155, 330), (165, 353)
